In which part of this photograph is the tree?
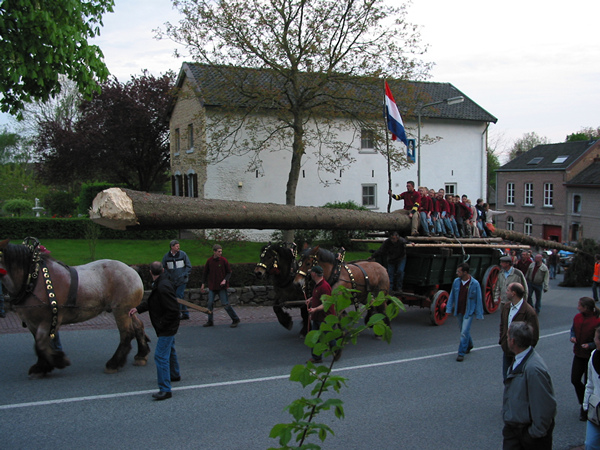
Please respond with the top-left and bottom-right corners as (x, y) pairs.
(160, 0), (430, 232)
(3, 198), (33, 216)
(0, 0), (114, 118)
(566, 126), (600, 142)
(35, 72), (176, 191)
(507, 132), (549, 161)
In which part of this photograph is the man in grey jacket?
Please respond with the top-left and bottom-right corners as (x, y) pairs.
(525, 253), (550, 314)
(162, 240), (192, 320)
(502, 321), (556, 449)
(495, 255), (528, 307)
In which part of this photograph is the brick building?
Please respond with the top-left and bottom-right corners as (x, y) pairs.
(495, 140), (600, 243)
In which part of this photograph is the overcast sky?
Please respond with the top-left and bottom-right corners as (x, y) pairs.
(4, 0), (599, 157)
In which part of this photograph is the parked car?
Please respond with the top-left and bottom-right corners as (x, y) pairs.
(558, 250), (574, 269)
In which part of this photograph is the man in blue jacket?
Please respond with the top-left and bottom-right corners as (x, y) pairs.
(445, 262), (484, 362)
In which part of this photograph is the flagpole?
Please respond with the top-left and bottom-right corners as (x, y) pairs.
(384, 79), (392, 213)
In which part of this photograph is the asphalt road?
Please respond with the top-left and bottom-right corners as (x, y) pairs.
(0, 277), (591, 449)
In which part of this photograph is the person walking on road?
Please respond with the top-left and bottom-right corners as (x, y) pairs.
(593, 254), (600, 303)
(305, 265), (336, 364)
(495, 255), (528, 307)
(499, 282), (539, 380)
(570, 297), (600, 421)
(502, 321), (556, 450)
(525, 254), (549, 314)
(201, 244), (240, 328)
(162, 240), (192, 320)
(129, 261), (181, 401)
(445, 263), (484, 362)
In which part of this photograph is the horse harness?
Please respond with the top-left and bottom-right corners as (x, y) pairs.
(11, 238), (79, 341)
(256, 243), (298, 288)
(299, 251), (371, 309)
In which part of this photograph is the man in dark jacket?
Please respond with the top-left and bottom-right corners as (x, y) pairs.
(130, 261), (181, 401)
(370, 231), (409, 292)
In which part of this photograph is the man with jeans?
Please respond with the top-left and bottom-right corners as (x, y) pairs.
(129, 261), (181, 401)
(201, 244), (240, 328)
(445, 263), (483, 362)
(162, 240), (192, 320)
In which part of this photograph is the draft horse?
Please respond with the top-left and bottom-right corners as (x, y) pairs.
(293, 245), (390, 325)
(0, 238), (150, 377)
(254, 243), (309, 336)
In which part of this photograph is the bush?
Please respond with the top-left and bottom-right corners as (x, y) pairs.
(44, 191), (77, 216)
(3, 198), (33, 216)
(562, 238), (600, 287)
(0, 217), (177, 240)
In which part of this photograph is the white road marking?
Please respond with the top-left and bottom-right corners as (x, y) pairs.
(0, 330), (568, 410)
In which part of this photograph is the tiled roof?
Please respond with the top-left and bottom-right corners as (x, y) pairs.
(496, 140), (599, 172)
(566, 160), (600, 186)
(178, 63), (497, 123)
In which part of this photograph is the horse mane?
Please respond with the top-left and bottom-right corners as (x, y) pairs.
(312, 247), (336, 264)
(3, 242), (52, 277)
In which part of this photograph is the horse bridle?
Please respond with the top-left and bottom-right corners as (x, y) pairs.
(256, 244), (279, 273)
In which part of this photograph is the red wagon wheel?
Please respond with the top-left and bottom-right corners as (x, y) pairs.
(430, 290), (449, 326)
(482, 265), (501, 314)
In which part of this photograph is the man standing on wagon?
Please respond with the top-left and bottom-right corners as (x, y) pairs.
(389, 181), (421, 236)
(445, 263), (484, 362)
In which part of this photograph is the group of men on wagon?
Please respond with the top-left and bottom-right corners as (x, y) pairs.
(389, 181), (500, 238)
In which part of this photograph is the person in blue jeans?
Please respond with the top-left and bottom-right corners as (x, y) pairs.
(162, 240), (192, 320)
(445, 262), (484, 362)
(130, 261), (181, 401)
(370, 231), (409, 292)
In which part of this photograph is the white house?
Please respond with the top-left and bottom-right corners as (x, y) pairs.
(168, 63), (497, 238)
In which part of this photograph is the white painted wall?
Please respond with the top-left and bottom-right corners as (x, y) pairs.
(204, 118), (489, 209)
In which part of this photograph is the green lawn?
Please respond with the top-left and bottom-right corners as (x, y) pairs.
(41, 239), (378, 266)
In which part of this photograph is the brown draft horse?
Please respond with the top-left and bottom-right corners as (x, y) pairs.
(254, 242), (309, 336)
(293, 246), (390, 324)
(0, 238), (150, 377)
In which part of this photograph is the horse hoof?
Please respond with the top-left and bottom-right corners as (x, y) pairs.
(104, 367), (118, 374)
(133, 359), (147, 367)
(285, 320), (294, 331)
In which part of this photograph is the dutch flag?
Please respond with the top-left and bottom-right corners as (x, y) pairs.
(385, 81), (408, 146)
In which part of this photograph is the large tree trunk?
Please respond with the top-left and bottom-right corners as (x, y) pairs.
(90, 188), (412, 232)
(492, 228), (576, 252)
(89, 188), (578, 252)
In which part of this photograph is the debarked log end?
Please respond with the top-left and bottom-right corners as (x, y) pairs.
(89, 187), (139, 230)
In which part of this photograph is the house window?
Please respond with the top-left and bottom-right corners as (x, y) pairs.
(524, 183), (533, 206)
(360, 129), (375, 151)
(174, 128), (180, 155)
(573, 194), (581, 214)
(571, 223), (580, 241)
(506, 216), (514, 231)
(172, 173), (183, 197)
(186, 173), (195, 198)
(506, 183), (515, 205)
(543, 183), (553, 207)
(362, 184), (376, 208)
(445, 184), (456, 196)
(524, 218), (533, 236)
(187, 124), (194, 151)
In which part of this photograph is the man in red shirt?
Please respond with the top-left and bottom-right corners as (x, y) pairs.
(389, 180), (421, 236)
(201, 244), (240, 328)
(306, 265), (334, 363)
